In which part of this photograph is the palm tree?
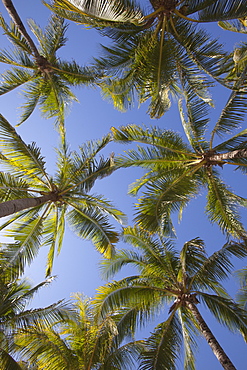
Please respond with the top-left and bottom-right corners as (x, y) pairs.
(0, 114), (125, 276)
(45, 0), (247, 118)
(15, 293), (143, 370)
(95, 226), (247, 370)
(0, 0), (99, 127)
(110, 71), (247, 240)
(0, 244), (73, 370)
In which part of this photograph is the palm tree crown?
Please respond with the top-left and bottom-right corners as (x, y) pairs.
(0, 9), (99, 126)
(110, 73), (247, 239)
(16, 293), (143, 370)
(0, 114), (125, 276)
(45, 0), (247, 118)
(95, 226), (247, 369)
(0, 245), (73, 370)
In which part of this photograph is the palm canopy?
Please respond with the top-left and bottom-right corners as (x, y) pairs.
(15, 293), (143, 370)
(45, 0), (247, 29)
(0, 247), (74, 370)
(0, 13), (99, 126)
(0, 114), (125, 276)
(110, 71), (247, 239)
(94, 226), (247, 370)
(45, 0), (247, 118)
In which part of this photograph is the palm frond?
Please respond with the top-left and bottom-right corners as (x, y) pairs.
(55, 60), (100, 85)
(186, 0), (218, 16)
(102, 341), (143, 370)
(205, 169), (247, 238)
(94, 278), (165, 322)
(190, 240), (247, 293)
(0, 68), (35, 96)
(1, 205), (51, 275)
(67, 203), (119, 258)
(178, 75), (210, 152)
(139, 312), (182, 370)
(0, 115), (51, 186)
(0, 172), (30, 202)
(0, 14), (32, 53)
(198, 0), (247, 22)
(7, 299), (73, 331)
(178, 238), (206, 282)
(210, 72), (247, 143)
(111, 124), (192, 154)
(178, 307), (198, 370)
(16, 328), (76, 370)
(218, 19), (247, 34)
(172, 18), (227, 82)
(42, 205), (66, 277)
(213, 128), (247, 153)
(199, 293), (247, 338)
(46, 0), (144, 25)
(18, 79), (43, 125)
(134, 169), (201, 235)
(38, 75), (78, 121)
(100, 248), (144, 281)
(28, 15), (67, 57)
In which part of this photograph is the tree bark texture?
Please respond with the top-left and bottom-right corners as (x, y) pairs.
(187, 302), (237, 370)
(0, 193), (57, 218)
(210, 149), (247, 162)
(2, 0), (41, 59)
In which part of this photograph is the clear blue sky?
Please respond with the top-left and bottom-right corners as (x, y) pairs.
(0, 1), (246, 369)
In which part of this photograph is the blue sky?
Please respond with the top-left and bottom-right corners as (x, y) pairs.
(0, 1), (247, 369)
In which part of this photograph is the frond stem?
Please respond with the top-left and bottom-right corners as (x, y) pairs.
(157, 16), (166, 89)
(173, 9), (201, 23)
(143, 7), (164, 20)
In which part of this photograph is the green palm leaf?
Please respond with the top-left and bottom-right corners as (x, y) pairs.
(0, 114), (50, 185)
(16, 294), (142, 370)
(0, 68), (35, 95)
(67, 204), (120, 258)
(0, 14), (32, 53)
(111, 77), (247, 237)
(198, 0), (247, 22)
(199, 293), (247, 338)
(0, 12), (99, 125)
(96, 228), (247, 368)
(205, 170), (247, 238)
(46, 0), (144, 25)
(178, 307), (198, 370)
(140, 313), (182, 370)
(0, 115), (122, 275)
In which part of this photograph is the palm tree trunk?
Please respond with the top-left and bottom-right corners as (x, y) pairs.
(210, 149), (247, 162)
(2, 0), (42, 60)
(187, 301), (236, 370)
(0, 193), (57, 218)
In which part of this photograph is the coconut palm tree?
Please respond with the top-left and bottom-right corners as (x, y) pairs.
(15, 293), (143, 370)
(0, 114), (125, 276)
(45, 0), (247, 118)
(110, 68), (247, 240)
(0, 244), (73, 370)
(0, 0), (99, 127)
(94, 226), (247, 370)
